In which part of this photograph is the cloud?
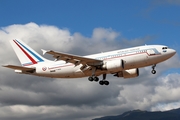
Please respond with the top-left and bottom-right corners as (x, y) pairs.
(0, 22), (179, 120)
(92, 28), (120, 41)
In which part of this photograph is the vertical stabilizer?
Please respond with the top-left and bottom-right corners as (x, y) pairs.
(10, 39), (46, 66)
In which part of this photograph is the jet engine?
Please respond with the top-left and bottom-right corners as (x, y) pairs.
(115, 68), (139, 78)
(102, 59), (124, 72)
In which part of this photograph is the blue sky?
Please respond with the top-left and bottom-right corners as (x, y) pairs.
(1, 1), (180, 120)
(1, 0), (180, 46)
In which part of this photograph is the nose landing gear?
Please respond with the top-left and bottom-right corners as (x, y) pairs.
(151, 64), (156, 74)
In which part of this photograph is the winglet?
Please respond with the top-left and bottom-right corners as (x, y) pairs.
(41, 49), (47, 55)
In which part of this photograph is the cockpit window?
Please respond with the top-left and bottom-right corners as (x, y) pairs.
(162, 47), (168, 52)
(162, 47), (168, 49)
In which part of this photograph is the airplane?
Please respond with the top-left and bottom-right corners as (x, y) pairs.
(3, 39), (176, 85)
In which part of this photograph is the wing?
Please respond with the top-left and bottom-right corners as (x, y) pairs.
(42, 49), (103, 66)
(3, 65), (35, 73)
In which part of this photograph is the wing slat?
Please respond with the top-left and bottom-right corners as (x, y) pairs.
(42, 49), (102, 66)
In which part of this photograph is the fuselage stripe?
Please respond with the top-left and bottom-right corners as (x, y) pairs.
(48, 51), (159, 70)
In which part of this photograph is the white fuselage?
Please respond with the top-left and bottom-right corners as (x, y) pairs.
(29, 45), (176, 78)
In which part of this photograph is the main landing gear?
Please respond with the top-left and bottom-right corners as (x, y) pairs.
(88, 76), (99, 82)
(151, 64), (156, 74)
(88, 75), (109, 86)
(99, 74), (109, 86)
(88, 67), (109, 86)
(88, 67), (99, 82)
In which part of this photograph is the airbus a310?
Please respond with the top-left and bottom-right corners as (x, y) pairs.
(3, 39), (176, 85)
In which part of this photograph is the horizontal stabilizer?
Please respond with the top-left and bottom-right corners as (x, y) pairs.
(3, 65), (35, 71)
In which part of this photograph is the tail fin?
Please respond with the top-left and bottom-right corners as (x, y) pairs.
(10, 39), (47, 66)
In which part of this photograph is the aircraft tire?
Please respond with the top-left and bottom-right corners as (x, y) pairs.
(151, 70), (156, 74)
(88, 76), (94, 81)
(104, 81), (109, 85)
(94, 76), (99, 82)
(99, 81), (104, 85)
(99, 80), (109, 85)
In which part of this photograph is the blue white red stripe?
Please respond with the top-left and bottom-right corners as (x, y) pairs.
(13, 39), (44, 66)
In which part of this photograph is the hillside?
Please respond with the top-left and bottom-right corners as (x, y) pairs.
(93, 108), (180, 120)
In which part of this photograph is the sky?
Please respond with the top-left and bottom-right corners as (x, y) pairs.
(0, 0), (180, 120)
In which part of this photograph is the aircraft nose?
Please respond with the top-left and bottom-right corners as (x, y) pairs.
(170, 49), (176, 56)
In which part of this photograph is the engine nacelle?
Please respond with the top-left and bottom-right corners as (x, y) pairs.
(102, 59), (124, 72)
(115, 68), (139, 78)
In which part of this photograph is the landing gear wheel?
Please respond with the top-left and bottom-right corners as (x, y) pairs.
(151, 70), (156, 74)
(104, 81), (109, 85)
(88, 76), (93, 82)
(99, 80), (109, 86)
(88, 76), (99, 82)
(94, 76), (99, 82)
(99, 81), (104, 85)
